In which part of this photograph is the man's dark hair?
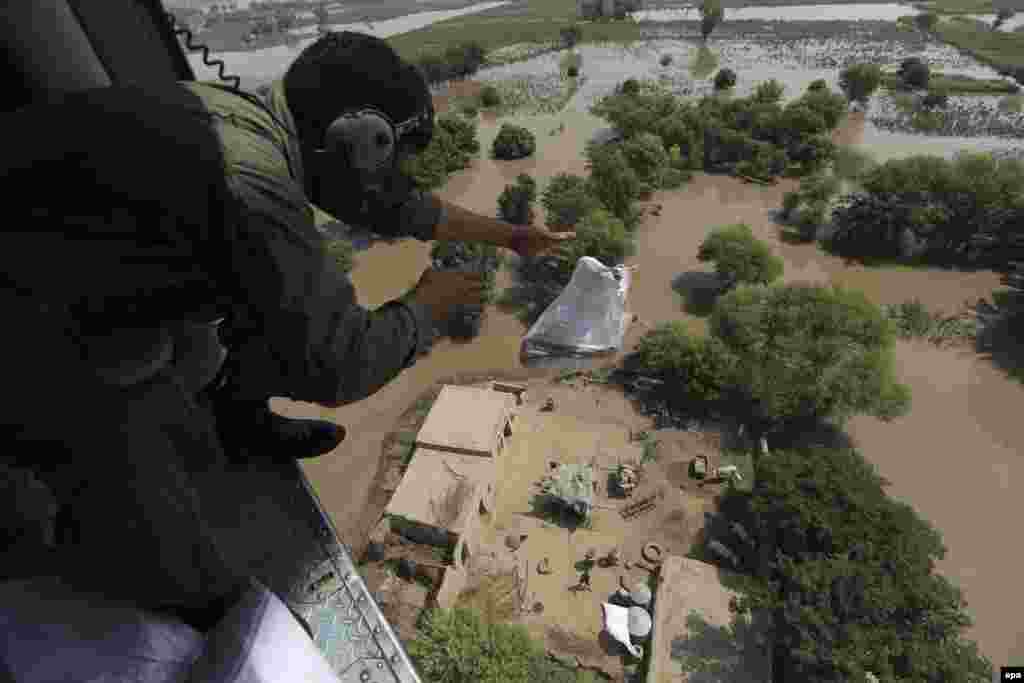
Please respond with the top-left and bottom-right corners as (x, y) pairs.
(283, 31), (432, 149)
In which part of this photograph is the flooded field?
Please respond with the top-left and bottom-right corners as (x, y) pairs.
(275, 20), (1024, 669)
(187, 0), (508, 87)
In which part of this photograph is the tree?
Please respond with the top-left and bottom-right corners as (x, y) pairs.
(697, 223), (784, 288)
(752, 79), (785, 104)
(633, 321), (739, 406)
(914, 11), (938, 31)
(480, 84), (502, 108)
(714, 67), (737, 91)
(898, 56), (931, 89)
(584, 142), (642, 224)
(922, 88), (950, 110)
(492, 124), (536, 160)
(551, 208), (635, 283)
(798, 88), (848, 129)
(541, 173), (601, 229)
(560, 24), (582, 48)
(620, 132), (671, 193)
(709, 283), (911, 432)
(408, 608), (538, 683)
(621, 78), (641, 96)
(498, 174), (537, 226)
(838, 63), (883, 105)
(699, 0), (725, 40)
(724, 445), (993, 683)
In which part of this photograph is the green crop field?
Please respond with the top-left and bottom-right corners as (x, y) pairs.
(882, 71), (1020, 93)
(934, 19), (1024, 74)
(388, 0), (641, 61)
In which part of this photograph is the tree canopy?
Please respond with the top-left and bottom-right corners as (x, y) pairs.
(697, 223), (784, 287)
(838, 63), (883, 105)
(408, 608), (598, 683)
(709, 283), (911, 430)
(720, 446), (992, 682)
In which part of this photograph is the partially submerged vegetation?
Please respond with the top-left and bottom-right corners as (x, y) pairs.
(591, 78), (847, 184)
(402, 112), (481, 191)
(718, 444), (993, 681)
(632, 283), (911, 436)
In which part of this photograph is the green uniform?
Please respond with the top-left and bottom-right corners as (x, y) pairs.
(0, 80), (442, 612)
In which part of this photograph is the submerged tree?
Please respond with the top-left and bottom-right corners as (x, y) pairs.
(699, 0), (724, 40)
(838, 63), (883, 106)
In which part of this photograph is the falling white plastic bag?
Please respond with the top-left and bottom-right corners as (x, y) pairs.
(522, 256), (632, 360)
(601, 602), (643, 659)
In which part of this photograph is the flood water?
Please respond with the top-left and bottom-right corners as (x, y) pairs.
(283, 31), (1024, 668)
(187, 1), (508, 87)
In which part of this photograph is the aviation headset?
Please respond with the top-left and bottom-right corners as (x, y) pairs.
(230, 31), (435, 190)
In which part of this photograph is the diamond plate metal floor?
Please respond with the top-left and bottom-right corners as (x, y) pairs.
(191, 460), (421, 683)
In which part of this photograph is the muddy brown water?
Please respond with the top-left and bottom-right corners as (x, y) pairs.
(285, 94), (1022, 665)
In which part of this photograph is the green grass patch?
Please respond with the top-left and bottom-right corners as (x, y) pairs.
(882, 299), (979, 345)
(881, 71), (1019, 94)
(934, 19), (1024, 73)
(388, 0), (640, 61)
(914, 0), (999, 13)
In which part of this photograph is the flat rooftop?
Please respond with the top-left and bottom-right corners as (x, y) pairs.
(385, 448), (496, 533)
(415, 385), (515, 456)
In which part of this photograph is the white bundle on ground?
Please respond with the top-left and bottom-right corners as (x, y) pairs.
(522, 256), (633, 360)
(601, 602), (644, 659)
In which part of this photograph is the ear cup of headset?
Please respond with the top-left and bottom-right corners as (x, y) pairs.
(322, 110), (396, 174)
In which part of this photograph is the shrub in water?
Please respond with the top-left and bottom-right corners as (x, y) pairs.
(560, 24), (582, 48)
(492, 123), (536, 160)
(697, 223), (784, 288)
(660, 54), (673, 67)
(567, 65), (579, 78)
(621, 78), (641, 96)
(839, 63), (883, 104)
(542, 173), (600, 229)
(753, 79), (785, 104)
(585, 141), (642, 224)
(922, 88), (950, 110)
(497, 173), (538, 226)
(713, 68), (737, 91)
(480, 84), (502, 107)
(898, 57), (931, 89)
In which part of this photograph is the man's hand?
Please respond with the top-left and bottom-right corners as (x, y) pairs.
(406, 269), (487, 326)
(510, 224), (577, 259)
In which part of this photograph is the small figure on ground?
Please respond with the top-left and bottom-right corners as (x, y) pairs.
(578, 568), (592, 591)
(537, 557), (551, 575)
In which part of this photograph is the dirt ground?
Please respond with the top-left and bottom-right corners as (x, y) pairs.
(465, 379), (731, 677)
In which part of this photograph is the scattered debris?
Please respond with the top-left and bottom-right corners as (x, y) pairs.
(641, 542), (664, 565)
(506, 533), (527, 551)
